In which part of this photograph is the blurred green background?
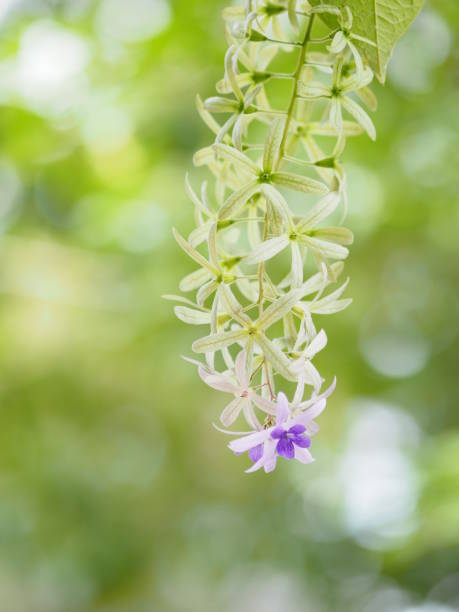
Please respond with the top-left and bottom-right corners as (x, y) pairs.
(0, 0), (458, 610)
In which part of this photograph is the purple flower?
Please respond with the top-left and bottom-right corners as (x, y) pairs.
(270, 424), (311, 459)
(228, 389), (330, 474)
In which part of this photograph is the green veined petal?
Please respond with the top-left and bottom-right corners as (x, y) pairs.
(179, 267), (213, 292)
(255, 334), (296, 381)
(218, 180), (260, 220)
(311, 226), (354, 245)
(204, 96), (240, 113)
(173, 228), (219, 274)
(192, 328), (249, 353)
(340, 95), (376, 140)
(256, 287), (306, 331)
(263, 116), (286, 173)
(219, 284), (253, 327)
(299, 235), (349, 259)
(213, 143), (259, 174)
(271, 171), (328, 195)
(174, 306), (211, 325)
(243, 235), (290, 265)
(295, 191), (340, 232)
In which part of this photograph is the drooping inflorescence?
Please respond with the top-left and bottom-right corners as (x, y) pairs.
(167, 1), (379, 473)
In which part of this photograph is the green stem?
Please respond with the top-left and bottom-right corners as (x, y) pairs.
(276, 14), (315, 169)
(255, 16), (315, 401)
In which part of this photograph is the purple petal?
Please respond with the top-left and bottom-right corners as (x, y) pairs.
(245, 439), (277, 474)
(248, 443), (264, 463)
(288, 424), (306, 435)
(292, 435), (311, 448)
(276, 437), (295, 459)
(270, 426), (285, 440)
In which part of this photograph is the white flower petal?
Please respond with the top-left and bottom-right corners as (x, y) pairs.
(235, 349), (249, 388)
(294, 446), (314, 464)
(228, 429), (271, 454)
(220, 396), (245, 426)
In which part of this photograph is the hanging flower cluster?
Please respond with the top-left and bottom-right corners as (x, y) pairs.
(167, 1), (378, 473)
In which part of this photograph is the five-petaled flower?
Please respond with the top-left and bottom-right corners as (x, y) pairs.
(227, 390), (328, 473)
(197, 349), (276, 429)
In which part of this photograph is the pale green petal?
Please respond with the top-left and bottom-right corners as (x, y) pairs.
(193, 146), (216, 167)
(224, 45), (244, 102)
(256, 287), (306, 331)
(243, 235), (290, 265)
(300, 261), (344, 296)
(220, 396), (245, 426)
(162, 294), (205, 307)
(261, 184), (292, 225)
(192, 328), (248, 353)
(255, 334), (296, 381)
(219, 284), (253, 327)
(342, 66), (373, 92)
(308, 120), (363, 137)
(207, 223), (219, 268)
(298, 81), (331, 98)
(185, 173), (211, 215)
(307, 298), (352, 315)
(204, 96), (239, 113)
(216, 72), (253, 94)
(213, 143), (259, 174)
(329, 97), (343, 133)
(271, 171), (328, 195)
(263, 116), (286, 173)
(179, 267), (212, 292)
(341, 95), (376, 140)
(195, 94), (228, 140)
(174, 306), (211, 325)
(312, 226), (354, 245)
(290, 241), (304, 288)
(356, 86), (378, 111)
(218, 180), (260, 220)
(189, 222), (211, 248)
(197, 279), (218, 306)
(299, 235), (349, 259)
(295, 191), (340, 232)
(329, 30), (346, 54)
(266, 195), (284, 237)
(173, 228), (218, 274)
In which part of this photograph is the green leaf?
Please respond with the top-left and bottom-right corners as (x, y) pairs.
(309, 0), (424, 83)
